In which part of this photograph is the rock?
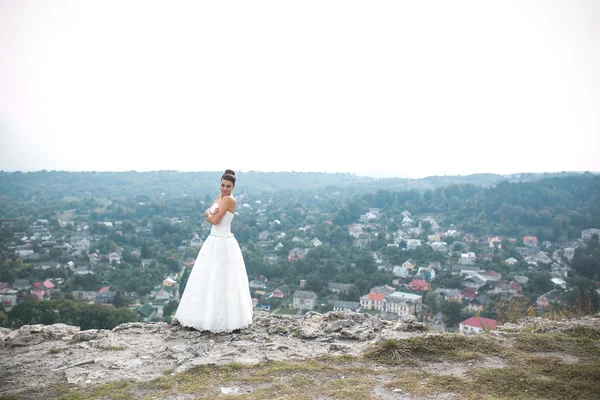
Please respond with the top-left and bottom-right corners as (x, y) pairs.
(65, 367), (90, 384)
(7, 324), (80, 347)
(72, 329), (109, 342)
(220, 386), (241, 395)
(0, 327), (12, 341)
(112, 322), (168, 333)
(329, 343), (350, 352)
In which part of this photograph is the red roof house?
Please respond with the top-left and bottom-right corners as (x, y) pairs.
(459, 316), (498, 333)
(407, 279), (431, 291)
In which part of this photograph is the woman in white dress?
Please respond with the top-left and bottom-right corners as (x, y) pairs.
(174, 170), (253, 332)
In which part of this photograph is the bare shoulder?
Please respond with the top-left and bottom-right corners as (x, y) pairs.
(221, 196), (236, 206)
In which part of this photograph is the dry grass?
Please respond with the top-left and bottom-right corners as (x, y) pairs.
(363, 334), (503, 364)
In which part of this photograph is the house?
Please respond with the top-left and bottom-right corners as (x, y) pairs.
(415, 266), (436, 280)
(429, 241), (448, 253)
(462, 274), (487, 289)
(402, 259), (416, 270)
(130, 250), (141, 258)
(108, 252), (121, 264)
(98, 285), (111, 294)
(37, 261), (60, 270)
(12, 279), (29, 291)
(468, 295), (491, 312)
(272, 285), (290, 299)
(459, 316), (497, 333)
(551, 264), (570, 280)
(513, 275), (529, 286)
(407, 279), (431, 291)
(292, 290), (317, 310)
(348, 224), (364, 238)
(249, 280), (267, 289)
(393, 266), (410, 278)
(458, 252), (477, 265)
(311, 238), (323, 247)
(406, 239), (422, 251)
(386, 291), (423, 316)
(523, 236), (538, 248)
(332, 301), (361, 312)
(505, 257), (518, 266)
(451, 265), (481, 276)
(292, 236), (303, 243)
(0, 282), (12, 293)
(370, 285), (396, 295)
(563, 248), (575, 262)
(0, 289), (17, 311)
(328, 282), (355, 294)
(581, 228), (600, 240)
(190, 237), (204, 248)
(551, 278), (567, 289)
(428, 232), (442, 242)
(372, 251), (384, 265)
(536, 289), (562, 308)
(155, 289), (171, 301)
(360, 293), (385, 311)
(482, 270), (502, 282)
(288, 248), (308, 262)
(488, 236), (502, 249)
(136, 303), (157, 321)
(162, 278), (177, 287)
(494, 281), (522, 296)
(533, 251), (552, 265)
(95, 290), (116, 304)
(31, 281), (54, 300)
(72, 290), (98, 301)
(88, 253), (100, 265)
(434, 288), (463, 302)
(461, 287), (478, 300)
(74, 265), (94, 275)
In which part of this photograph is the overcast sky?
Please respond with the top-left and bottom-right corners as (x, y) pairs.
(1, 0), (598, 178)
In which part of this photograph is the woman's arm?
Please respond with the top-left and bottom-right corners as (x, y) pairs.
(205, 196), (234, 225)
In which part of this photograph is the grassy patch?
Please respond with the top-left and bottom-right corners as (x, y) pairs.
(48, 347), (69, 354)
(514, 326), (600, 358)
(0, 395), (22, 400)
(470, 360), (600, 399)
(385, 371), (473, 399)
(364, 334), (502, 364)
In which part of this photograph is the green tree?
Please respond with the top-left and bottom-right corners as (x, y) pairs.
(442, 301), (463, 327)
(163, 300), (179, 317)
(424, 291), (439, 315)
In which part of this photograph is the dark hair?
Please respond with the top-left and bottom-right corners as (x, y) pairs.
(222, 169), (236, 185)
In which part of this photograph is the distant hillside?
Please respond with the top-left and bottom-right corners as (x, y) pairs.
(0, 170), (588, 203)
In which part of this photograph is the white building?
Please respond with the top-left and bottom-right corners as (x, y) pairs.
(582, 228), (600, 240)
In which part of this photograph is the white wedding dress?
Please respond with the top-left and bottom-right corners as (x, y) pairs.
(175, 204), (253, 332)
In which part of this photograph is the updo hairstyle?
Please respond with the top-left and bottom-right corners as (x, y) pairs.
(222, 169), (236, 185)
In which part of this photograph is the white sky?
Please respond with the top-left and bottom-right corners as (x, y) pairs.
(1, 0), (599, 178)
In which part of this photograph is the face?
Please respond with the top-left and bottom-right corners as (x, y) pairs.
(220, 179), (234, 196)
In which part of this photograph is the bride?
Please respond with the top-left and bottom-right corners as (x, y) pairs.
(174, 169), (253, 332)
